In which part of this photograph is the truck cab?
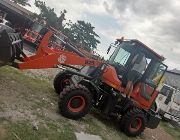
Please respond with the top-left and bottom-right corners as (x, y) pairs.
(156, 84), (180, 122)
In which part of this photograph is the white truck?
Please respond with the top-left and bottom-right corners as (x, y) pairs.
(155, 84), (180, 122)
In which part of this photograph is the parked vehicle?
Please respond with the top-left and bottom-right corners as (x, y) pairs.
(23, 22), (48, 46)
(155, 84), (180, 122)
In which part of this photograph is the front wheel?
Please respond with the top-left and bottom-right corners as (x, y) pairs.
(59, 84), (92, 120)
(120, 108), (147, 137)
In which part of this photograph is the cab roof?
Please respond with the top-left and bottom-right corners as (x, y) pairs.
(133, 39), (164, 61)
(120, 39), (165, 61)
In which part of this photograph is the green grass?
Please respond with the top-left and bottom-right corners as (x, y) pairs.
(0, 66), (57, 103)
(0, 120), (76, 140)
(0, 66), (77, 140)
(160, 121), (180, 140)
(0, 66), (179, 140)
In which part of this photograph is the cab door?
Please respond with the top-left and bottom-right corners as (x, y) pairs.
(132, 62), (167, 110)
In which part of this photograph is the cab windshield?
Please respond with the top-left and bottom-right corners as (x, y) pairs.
(109, 41), (134, 68)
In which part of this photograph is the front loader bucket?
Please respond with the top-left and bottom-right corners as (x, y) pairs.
(0, 30), (13, 66)
(0, 30), (23, 67)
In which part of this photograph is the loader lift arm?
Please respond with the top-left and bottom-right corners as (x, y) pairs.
(15, 31), (102, 70)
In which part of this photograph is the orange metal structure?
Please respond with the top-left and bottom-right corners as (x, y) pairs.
(19, 31), (102, 70)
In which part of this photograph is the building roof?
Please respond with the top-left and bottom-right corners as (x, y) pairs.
(0, 0), (34, 19)
(165, 69), (180, 89)
(166, 69), (180, 76)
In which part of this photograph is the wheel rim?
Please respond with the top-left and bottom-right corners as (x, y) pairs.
(130, 118), (142, 132)
(67, 96), (85, 113)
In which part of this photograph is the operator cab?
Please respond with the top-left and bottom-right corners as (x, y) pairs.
(107, 39), (167, 109)
(108, 39), (166, 87)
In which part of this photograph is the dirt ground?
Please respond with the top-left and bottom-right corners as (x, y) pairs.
(142, 127), (173, 140)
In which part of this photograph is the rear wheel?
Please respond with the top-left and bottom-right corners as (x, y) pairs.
(53, 72), (72, 94)
(120, 108), (147, 137)
(59, 84), (92, 119)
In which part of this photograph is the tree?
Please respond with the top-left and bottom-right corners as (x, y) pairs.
(34, 0), (67, 29)
(34, 1), (100, 52)
(56, 10), (67, 30)
(34, 0), (58, 27)
(64, 20), (100, 51)
(11, 0), (31, 6)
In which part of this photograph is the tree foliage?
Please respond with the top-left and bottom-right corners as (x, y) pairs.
(11, 0), (31, 6)
(64, 20), (100, 51)
(34, 0), (100, 51)
(34, 0), (58, 27)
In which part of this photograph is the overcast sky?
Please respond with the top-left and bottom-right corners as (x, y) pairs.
(25, 0), (180, 69)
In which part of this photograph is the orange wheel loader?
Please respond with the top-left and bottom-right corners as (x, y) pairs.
(0, 29), (167, 137)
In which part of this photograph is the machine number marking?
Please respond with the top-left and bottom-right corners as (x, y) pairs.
(58, 54), (67, 64)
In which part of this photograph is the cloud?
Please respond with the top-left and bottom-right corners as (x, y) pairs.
(35, 0), (107, 22)
(103, 0), (180, 69)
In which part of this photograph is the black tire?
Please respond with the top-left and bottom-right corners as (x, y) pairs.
(53, 72), (72, 94)
(120, 108), (147, 137)
(59, 84), (92, 120)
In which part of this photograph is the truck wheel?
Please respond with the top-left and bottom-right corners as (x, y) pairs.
(120, 108), (146, 137)
(59, 84), (92, 119)
(53, 72), (72, 94)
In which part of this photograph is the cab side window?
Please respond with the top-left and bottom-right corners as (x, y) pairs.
(148, 63), (166, 86)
